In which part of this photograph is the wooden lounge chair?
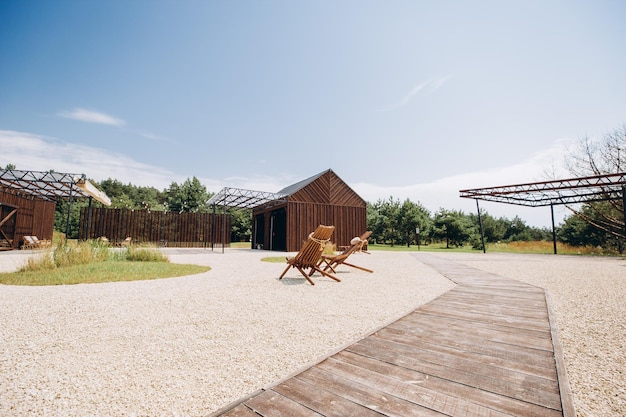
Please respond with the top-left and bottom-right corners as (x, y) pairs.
(116, 237), (132, 247)
(317, 231), (373, 274)
(279, 225), (340, 285)
(22, 235), (51, 250)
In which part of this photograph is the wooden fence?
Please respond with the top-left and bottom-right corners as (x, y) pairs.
(79, 208), (231, 247)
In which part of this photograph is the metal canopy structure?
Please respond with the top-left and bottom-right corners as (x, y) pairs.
(459, 172), (626, 254)
(459, 173), (626, 206)
(207, 187), (287, 210)
(206, 187), (288, 253)
(0, 169), (111, 205)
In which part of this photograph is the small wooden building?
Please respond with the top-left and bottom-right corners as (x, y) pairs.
(0, 190), (56, 250)
(0, 169), (110, 250)
(252, 169), (367, 251)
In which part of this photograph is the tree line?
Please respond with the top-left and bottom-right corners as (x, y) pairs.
(46, 175), (621, 253)
(3, 124), (624, 253)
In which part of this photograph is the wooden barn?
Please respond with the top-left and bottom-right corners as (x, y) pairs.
(251, 169), (367, 251)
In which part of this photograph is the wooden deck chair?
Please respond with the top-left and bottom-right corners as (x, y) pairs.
(116, 237), (132, 247)
(31, 236), (51, 248)
(317, 231), (373, 274)
(279, 225), (340, 285)
(22, 236), (37, 250)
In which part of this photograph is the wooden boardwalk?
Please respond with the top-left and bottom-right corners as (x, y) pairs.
(210, 253), (575, 417)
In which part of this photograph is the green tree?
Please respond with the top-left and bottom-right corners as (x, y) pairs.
(368, 197), (402, 246)
(432, 209), (473, 248)
(165, 177), (211, 213)
(397, 199), (431, 247)
(560, 202), (624, 253)
(230, 209), (252, 242)
(99, 178), (165, 210)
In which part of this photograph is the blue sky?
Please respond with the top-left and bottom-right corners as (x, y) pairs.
(1, 1), (625, 227)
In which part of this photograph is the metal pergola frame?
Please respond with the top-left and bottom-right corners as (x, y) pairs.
(206, 187), (288, 252)
(0, 169), (111, 239)
(459, 173), (626, 254)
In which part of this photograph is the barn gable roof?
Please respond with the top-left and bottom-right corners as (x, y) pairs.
(279, 169), (365, 207)
(277, 169), (329, 195)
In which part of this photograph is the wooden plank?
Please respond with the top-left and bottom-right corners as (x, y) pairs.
(329, 351), (562, 417)
(296, 366), (445, 417)
(384, 320), (555, 365)
(398, 311), (553, 348)
(272, 377), (384, 417)
(346, 336), (562, 409)
(374, 327), (557, 380)
(245, 389), (324, 417)
(219, 404), (260, 417)
(315, 356), (515, 417)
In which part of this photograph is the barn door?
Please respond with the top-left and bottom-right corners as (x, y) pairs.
(270, 208), (287, 251)
(0, 203), (18, 249)
(253, 214), (265, 249)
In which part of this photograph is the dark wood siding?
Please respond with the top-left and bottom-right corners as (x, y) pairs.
(0, 190), (55, 249)
(79, 208), (231, 247)
(289, 174), (331, 203)
(253, 170), (367, 251)
(285, 202), (366, 251)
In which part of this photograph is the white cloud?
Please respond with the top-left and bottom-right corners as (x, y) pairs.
(0, 130), (181, 188)
(59, 108), (126, 126)
(381, 75), (453, 111)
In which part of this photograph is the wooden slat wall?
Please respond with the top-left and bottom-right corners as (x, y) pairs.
(286, 202), (366, 251)
(285, 171), (366, 251)
(329, 171), (367, 207)
(0, 190), (55, 249)
(290, 174), (331, 203)
(79, 208), (231, 247)
(289, 171), (366, 208)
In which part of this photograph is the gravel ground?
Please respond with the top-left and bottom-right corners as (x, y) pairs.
(0, 249), (453, 416)
(0, 249), (623, 416)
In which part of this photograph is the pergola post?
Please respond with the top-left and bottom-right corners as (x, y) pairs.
(64, 185), (74, 241)
(211, 204), (216, 251)
(622, 185), (626, 244)
(222, 204), (226, 254)
(551, 204), (557, 255)
(85, 196), (93, 241)
(475, 199), (486, 253)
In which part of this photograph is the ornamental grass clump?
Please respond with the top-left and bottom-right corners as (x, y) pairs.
(124, 245), (169, 262)
(2, 239), (209, 286)
(18, 240), (112, 273)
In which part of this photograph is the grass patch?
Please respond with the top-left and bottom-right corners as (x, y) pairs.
(0, 262), (210, 286)
(367, 243), (476, 252)
(261, 256), (287, 263)
(1, 240), (210, 286)
(487, 241), (612, 255)
(230, 242), (251, 249)
(368, 241), (618, 255)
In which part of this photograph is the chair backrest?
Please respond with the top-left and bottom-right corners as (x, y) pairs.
(293, 225), (335, 267)
(341, 231), (372, 255)
(356, 231), (372, 251)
